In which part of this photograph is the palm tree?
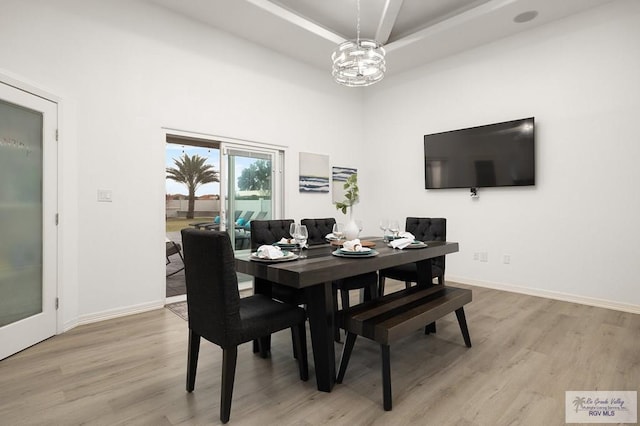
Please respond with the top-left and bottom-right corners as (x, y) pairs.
(166, 154), (219, 219)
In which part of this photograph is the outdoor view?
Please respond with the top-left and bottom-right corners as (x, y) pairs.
(165, 143), (273, 235)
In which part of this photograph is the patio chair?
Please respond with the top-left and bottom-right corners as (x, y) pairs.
(166, 238), (185, 277)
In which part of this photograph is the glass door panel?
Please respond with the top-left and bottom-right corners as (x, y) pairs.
(220, 144), (283, 252)
(0, 82), (57, 360)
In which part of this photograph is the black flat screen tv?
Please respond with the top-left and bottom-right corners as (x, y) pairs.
(424, 117), (535, 189)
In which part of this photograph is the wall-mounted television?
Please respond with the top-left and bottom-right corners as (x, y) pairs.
(424, 117), (535, 190)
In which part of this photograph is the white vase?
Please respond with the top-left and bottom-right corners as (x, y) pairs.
(344, 219), (360, 241)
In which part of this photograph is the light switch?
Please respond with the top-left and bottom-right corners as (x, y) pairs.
(97, 189), (113, 202)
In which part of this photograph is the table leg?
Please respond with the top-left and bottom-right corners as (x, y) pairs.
(415, 259), (434, 288)
(305, 281), (336, 392)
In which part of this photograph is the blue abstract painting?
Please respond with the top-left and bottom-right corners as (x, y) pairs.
(299, 152), (329, 193)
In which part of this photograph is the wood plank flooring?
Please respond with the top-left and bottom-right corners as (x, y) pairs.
(1, 281), (638, 425)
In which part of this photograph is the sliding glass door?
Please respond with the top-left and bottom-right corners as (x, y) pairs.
(219, 143), (283, 251)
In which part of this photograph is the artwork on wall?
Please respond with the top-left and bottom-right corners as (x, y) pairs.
(299, 152), (329, 193)
(332, 166), (357, 203)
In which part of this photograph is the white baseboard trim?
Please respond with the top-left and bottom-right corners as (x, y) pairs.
(76, 300), (165, 327)
(448, 275), (640, 315)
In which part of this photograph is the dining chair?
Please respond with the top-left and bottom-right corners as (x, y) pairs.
(249, 219), (307, 355)
(378, 217), (447, 297)
(180, 228), (308, 424)
(301, 218), (378, 341)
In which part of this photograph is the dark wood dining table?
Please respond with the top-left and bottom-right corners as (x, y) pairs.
(235, 238), (459, 392)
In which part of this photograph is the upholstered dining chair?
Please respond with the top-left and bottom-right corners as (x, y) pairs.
(249, 219), (306, 355)
(301, 218), (378, 341)
(180, 228), (308, 424)
(378, 217), (447, 297)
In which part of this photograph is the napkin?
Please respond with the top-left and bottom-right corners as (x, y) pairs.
(277, 237), (295, 244)
(398, 232), (415, 240)
(342, 239), (364, 252)
(325, 233), (339, 240)
(390, 238), (413, 249)
(256, 245), (284, 259)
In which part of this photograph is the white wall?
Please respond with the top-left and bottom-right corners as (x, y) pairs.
(361, 0), (640, 310)
(0, 0), (364, 327)
(1, 0), (638, 329)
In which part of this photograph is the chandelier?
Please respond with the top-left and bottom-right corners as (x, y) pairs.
(331, 0), (386, 87)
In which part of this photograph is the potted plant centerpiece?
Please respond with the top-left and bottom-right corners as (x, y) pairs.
(335, 173), (360, 240)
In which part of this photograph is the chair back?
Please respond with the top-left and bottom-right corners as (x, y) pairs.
(405, 217), (447, 272)
(181, 228), (241, 348)
(301, 218), (336, 245)
(250, 219), (294, 250)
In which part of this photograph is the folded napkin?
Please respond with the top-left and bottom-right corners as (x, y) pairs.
(256, 245), (284, 259)
(390, 238), (413, 249)
(342, 239), (364, 252)
(398, 232), (415, 240)
(325, 233), (339, 240)
(277, 237), (295, 244)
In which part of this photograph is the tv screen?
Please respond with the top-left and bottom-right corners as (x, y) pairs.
(424, 117), (535, 189)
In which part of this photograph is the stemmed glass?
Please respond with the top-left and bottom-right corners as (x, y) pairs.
(388, 220), (400, 240)
(293, 225), (308, 258)
(355, 220), (363, 238)
(332, 223), (344, 241)
(379, 219), (389, 241)
(289, 223), (297, 243)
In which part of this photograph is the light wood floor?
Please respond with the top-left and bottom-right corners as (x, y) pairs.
(1, 281), (638, 425)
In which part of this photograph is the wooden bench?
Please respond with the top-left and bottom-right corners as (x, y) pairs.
(336, 285), (472, 411)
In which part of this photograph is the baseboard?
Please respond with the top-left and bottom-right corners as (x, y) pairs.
(448, 275), (640, 314)
(76, 300), (165, 327)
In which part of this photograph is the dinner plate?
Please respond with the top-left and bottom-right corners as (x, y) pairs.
(250, 251), (299, 262)
(337, 247), (372, 255)
(332, 249), (378, 258)
(273, 242), (299, 249)
(404, 241), (428, 249)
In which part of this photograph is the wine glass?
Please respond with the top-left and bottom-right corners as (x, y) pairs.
(379, 219), (389, 240)
(388, 220), (400, 239)
(332, 223), (344, 240)
(294, 225), (308, 258)
(289, 223), (297, 243)
(355, 220), (364, 238)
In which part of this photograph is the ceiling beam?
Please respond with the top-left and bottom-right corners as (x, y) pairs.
(384, 0), (517, 52)
(245, 0), (346, 44)
(375, 0), (404, 45)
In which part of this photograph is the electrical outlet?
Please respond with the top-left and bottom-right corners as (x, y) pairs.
(473, 252), (479, 261)
(503, 254), (511, 264)
(479, 252), (488, 262)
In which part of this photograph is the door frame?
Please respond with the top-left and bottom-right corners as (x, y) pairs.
(0, 71), (61, 347)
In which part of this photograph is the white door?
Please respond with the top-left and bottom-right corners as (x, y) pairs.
(0, 81), (58, 360)
(219, 143), (283, 250)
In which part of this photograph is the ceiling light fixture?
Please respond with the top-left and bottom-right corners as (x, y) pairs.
(331, 0), (386, 87)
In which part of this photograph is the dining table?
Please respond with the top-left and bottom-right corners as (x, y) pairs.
(234, 237), (459, 392)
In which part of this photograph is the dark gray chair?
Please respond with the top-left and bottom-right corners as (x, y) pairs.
(181, 228), (308, 424)
(378, 217), (447, 297)
(302, 218), (378, 341)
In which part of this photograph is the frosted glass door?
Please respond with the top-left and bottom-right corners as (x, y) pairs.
(0, 82), (57, 360)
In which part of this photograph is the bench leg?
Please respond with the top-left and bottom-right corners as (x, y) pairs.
(424, 321), (436, 335)
(381, 344), (392, 411)
(455, 307), (472, 348)
(336, 332), (357, 383)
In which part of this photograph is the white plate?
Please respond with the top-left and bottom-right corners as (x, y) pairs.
(332, 249), (378, 258)
(250, 251), (299, 262)
(337, 247), (372, 255)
